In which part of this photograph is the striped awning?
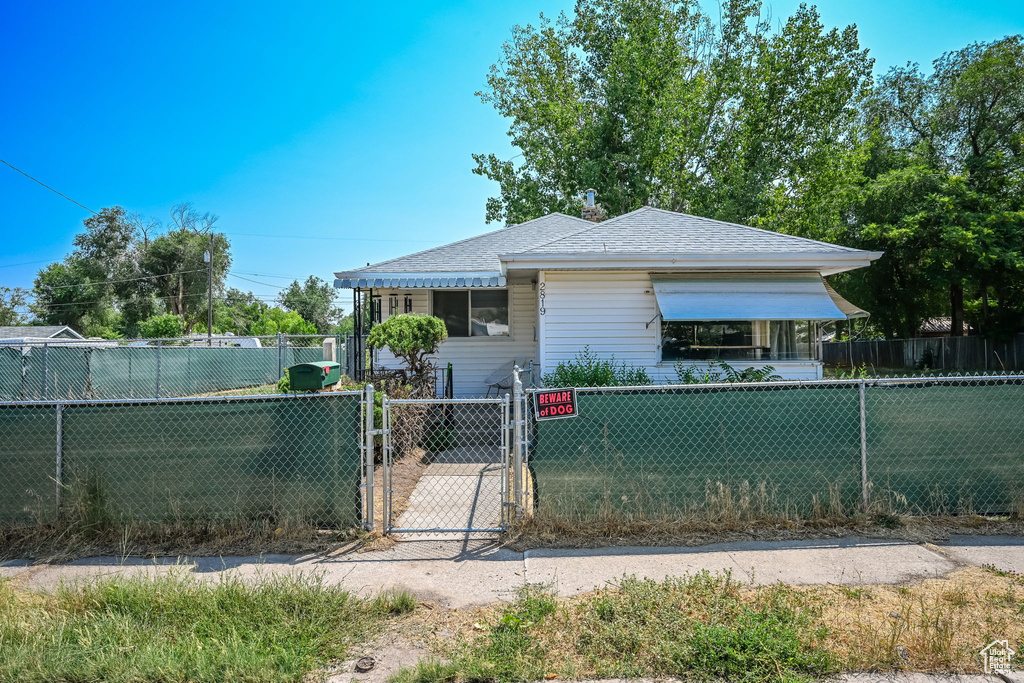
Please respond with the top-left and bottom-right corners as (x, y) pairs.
(334, 273), (506, 289)
(651, 272), (868, 321)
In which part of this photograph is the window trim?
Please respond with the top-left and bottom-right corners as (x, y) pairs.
(429, 288), (512, 338)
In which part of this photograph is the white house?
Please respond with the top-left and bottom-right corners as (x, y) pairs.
(335, 202), (881, 396)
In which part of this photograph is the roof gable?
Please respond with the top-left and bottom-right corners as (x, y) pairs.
(0, 325), (83, 340)
(345, 213), (592, 274)
(518, 206), (860, 255)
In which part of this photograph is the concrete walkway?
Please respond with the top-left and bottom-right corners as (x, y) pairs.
(3, 535), (1023, 610)
(394, 462), (503, 532)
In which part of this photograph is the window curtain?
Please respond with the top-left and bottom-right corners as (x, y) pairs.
(770, 321), (797, 360)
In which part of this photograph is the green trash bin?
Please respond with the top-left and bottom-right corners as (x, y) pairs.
(287, 361), (342, 391)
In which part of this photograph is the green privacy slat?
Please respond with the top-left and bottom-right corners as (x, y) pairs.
(865, 382), (1024, 514)
(0, 404), (58, 522)
(531, 385), (863, 519)
(530, 381), (1024, 519)
(0, 394), (363, 528)
(0, 345), (302, 401)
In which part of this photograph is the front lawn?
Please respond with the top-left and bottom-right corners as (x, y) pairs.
(0, 573), (413, 682)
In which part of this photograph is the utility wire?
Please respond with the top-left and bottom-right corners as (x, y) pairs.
(38, 269), (208, 291)
(224, 231), (436, 243)
(228, 272), (290, 289)
(0, 259), (56, 270)
(0, 159), (98, 214)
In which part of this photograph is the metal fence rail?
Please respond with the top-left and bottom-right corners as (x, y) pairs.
(0, 334), (346, 401)
(0, 392), (364, 528)
(524, 375), (1024, 520)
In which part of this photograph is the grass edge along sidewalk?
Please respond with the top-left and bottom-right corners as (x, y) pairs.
(394, 565), (1024, 683)
(0, 571), (416, 683)
(3, 564), (1020, 682)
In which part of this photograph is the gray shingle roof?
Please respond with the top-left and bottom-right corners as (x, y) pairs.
(344, 213), (593, 273)
(518, 206), (861, 254)
(0, 325), (82, 339)
(336, 207), (873, 285)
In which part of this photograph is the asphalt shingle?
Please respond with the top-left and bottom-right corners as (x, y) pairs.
(520, 206), (860, 254)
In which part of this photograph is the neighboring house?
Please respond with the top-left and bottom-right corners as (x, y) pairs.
(916, 317), (976, 337)
(335, 202), (881, 396)
(0, 325), (84, 344)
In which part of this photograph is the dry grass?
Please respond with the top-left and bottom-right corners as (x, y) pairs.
(504, 488), (1024, 550)
(400, 567), (1024, 680)
(808, 566), (1024, 672)
(0, 514), (358, 563)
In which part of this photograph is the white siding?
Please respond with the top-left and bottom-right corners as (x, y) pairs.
(541, 270), (823, 382)
(371, 284), (538, 396)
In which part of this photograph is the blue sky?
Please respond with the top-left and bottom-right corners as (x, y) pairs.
(2, 1), (1023, 314)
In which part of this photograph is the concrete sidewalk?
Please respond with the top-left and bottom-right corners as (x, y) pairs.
(2, 535), (1022, 609)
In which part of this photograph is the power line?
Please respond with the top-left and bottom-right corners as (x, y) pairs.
(223, 231), (437, 244)
(0, 259), (55, 270)
(228, 272), (289, 289)
(0, 159), (98, 214)
(38, 269), (208, 291)
(231, 271), (306, 280)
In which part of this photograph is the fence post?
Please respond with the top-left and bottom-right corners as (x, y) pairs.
(859, 380), (869, 512)
(362, 384), (376, 532)
(512, 366), (524, 518)
(381, 393), (391, 532)
(42, 342), (49, 400)
(277, 333), (284, 380)
(501, 392), (511, 527)
(55, 403), (64, 516)
(155, 340), (162, 399)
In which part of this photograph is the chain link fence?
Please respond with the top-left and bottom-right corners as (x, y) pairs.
(0, 334), (346, 401)
(0, 392), (364, 529)
(525, 376), (1024, 521)
(382, 397), (509, 533)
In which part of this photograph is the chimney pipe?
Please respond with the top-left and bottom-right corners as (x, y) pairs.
(581, 189), (603, 222)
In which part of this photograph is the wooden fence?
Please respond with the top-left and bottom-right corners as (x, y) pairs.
(823, 334), (1024, 372)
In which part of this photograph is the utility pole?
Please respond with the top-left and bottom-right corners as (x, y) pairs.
(205, 234), (213, 347)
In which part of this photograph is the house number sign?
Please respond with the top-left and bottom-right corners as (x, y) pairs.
(534, 387), (579, 420)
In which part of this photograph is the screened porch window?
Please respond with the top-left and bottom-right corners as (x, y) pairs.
(661, 320), (816, 361)
(431, 290), (509, 337)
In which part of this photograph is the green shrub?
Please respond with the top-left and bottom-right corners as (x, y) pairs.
(674, 360), (782, 384)
(367, 314), (447, 393)
(543, 346), (652, 387)
(138, 313), (185, 339)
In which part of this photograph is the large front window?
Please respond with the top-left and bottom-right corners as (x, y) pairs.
(661, 320), (816, 361)
(432, 290), (509, 337)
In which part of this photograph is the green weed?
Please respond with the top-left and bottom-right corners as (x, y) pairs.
(0, 572), (398, 682)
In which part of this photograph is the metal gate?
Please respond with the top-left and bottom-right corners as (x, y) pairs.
(381, 395), (512, 534)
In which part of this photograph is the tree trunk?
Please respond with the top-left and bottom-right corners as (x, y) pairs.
(950, 282), (965, 337)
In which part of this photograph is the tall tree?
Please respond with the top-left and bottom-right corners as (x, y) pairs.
(855, 36), (1024, 338)
(278, 276), (342, 334)
(473, 0), (872, 225)
(0, 287), (28, 326)
(138, 204), (231, 334)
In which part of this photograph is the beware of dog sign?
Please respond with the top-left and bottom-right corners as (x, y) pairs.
(534, 388), (579, 420)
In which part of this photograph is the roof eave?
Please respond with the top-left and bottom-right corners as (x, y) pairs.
(498, 251), (883, 275)
(333, 271), (506, 289)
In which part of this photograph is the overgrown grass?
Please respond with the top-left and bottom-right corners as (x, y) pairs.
(396, 572), (835, 683)
(0, 573), (415, 682)
(396, 567), (1024, 681)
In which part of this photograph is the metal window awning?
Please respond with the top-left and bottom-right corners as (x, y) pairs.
(651, 273), (868, 321)
(334, 272), (506, 289)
